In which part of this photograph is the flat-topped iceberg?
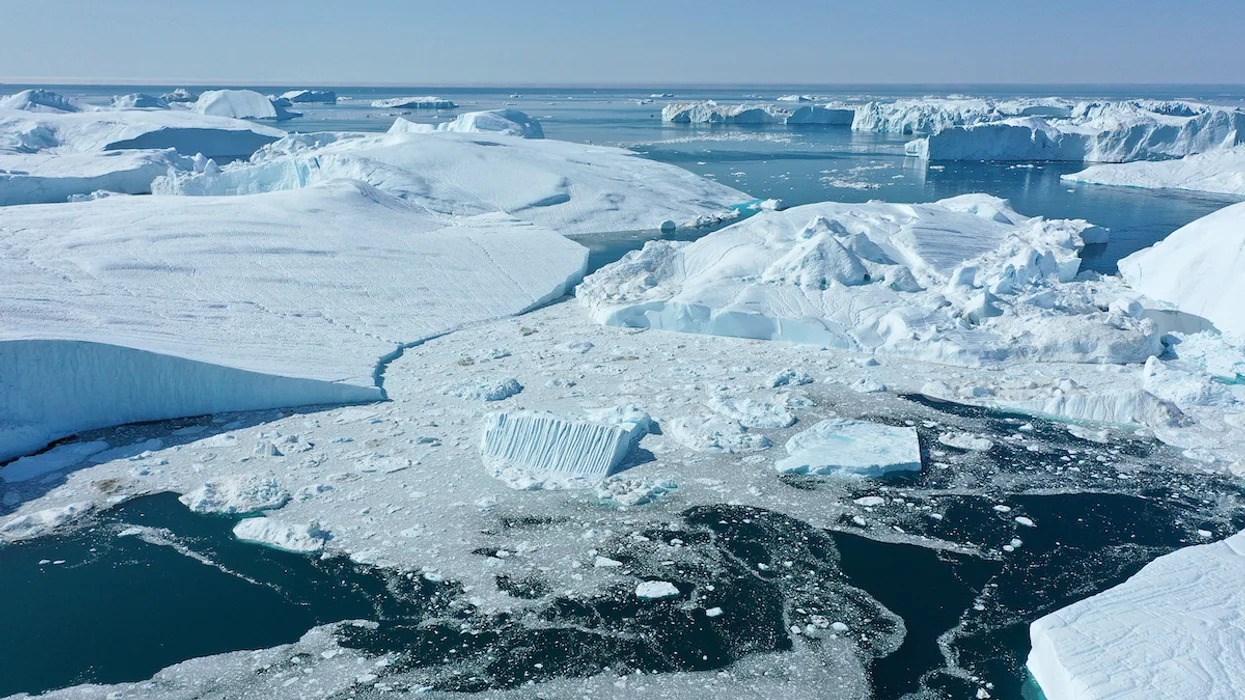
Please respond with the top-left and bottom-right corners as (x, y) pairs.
(1028, 530), (1245, 700)
(0, 89), (81, 113)
(192, 89), (299, 121)
(0, 180), (588, 461)
(908, 100), (1245, 162)
(0, 148), (189, 205)
(152, 124), (749, 235)
(786, 105), (855, 126)
(579, 194), (1160, 367)
(775, 419), (921, 477)
(662, 101), (786, 125)
(370, 96), (457, 109)
(1119, 201), (1245, 337)
(850, 97), (1073, 135)
(390, 109), (544, 138)
(279, 89), (337, 104)
(480, 407), (651, 488)
(1063, 145), (1245, 196)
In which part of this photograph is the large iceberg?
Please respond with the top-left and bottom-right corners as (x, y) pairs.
(786, 105), (855, 126)
(579, 194), (1160, 366)
(662, 101), (786, 125)
(109, 93), (169, 110)
(849, 97), (1073, 135)
(370, 96), (457, 109)
(1118, 201), (1245, 337)
(152, 123), (749, 235)
(0, 89), (81, 113)
(0, 148), (189, 205)
(0, 180), (588, 461)
(191, 89), (299, 121)
(389, 109), (544, 138)
(1063, 145), (1245, 196)
(1028, 531), (1245, 700)
(908, 101), (1245, 162)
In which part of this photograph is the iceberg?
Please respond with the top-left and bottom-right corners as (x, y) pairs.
(1119, 201), (1245, 337)
(1028, 531), (1245, 700)
(152, 125), (748, 235)
(908, 101), (1245, 162)
(191, 89), (299, 121)
(0, 89), (80, 113)
(662, 101), (786, 125)
(0, 108), (285, 159)
(0, 180), (588, 461)
(232, 517), (329, 553)
(161, 88), (198, 103)
(849, 97), (1072, 135)
(786, 105), (855, 126)
(370, 96), (457, 109)
(109, 93), (169, 110)
(390, 109), (544, 138)
(479, 407), (651, 482)
(0, 148), (190, 205)
(279, 89), (337, 104)
(774, 419), (921, 477)
(579, 194), (1159, 367)
(1063, 145), (1245, 196)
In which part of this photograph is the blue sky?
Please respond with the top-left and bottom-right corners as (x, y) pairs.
(2, 0), (1242, 85)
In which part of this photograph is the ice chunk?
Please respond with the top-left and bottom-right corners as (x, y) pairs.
(706, 395), (796, 429)
(667, 415), (772, 453)
(635, 580), (681, 600)
(161, 88), (197, 103)
(179, 476), (290, 514)
(1063, 145), (1245, 196)
(232, 517), (329, 554)
(480, 409), (649, 480)
(279, 90), (337, 104)
(937, 432), (993, 451)
(580, 195), (1158, 367)
(192, 89), (299, 121)
(0, 89), (80, 113)
(0, 182), (587, 460)
(152, 127), (746, 235)
(1028, 531), (1245, 700)
(370, 96), (457, 110)
(1119, 200), (1245, 337)
(774, 419), (921, 477)
(0, 502), (94, 541)
(441, 377), (524, 402)
(0, 441), (110, 483)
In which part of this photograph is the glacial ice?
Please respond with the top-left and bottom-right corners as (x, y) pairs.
(232, 516), (330, 553)
(0, 148), (190, 205)
(279, 89), (337, 104)
(179, 476), (291, 514)
(191, 89), (299, 121)
(389, 109), (545, 138)
(370, 96), (458, 110)
(152, 125), (748, 235)
(786, 105), (855, 126)
(1028, 530), (1245, 700)
(0, 440), (109, 483)
(662, 101), (785, 125)
(579, 194), (1160, 367)
(0, 89), (80, 113)
(0, 502), (94, 541)
(635, 580), (681, 600)
(1119, 200), (1245, 337)
(774, 419), (921, 477)
(479, 407), (651, 483)
(1064, 145), (1245, 196)
(161, 88), (197, 103)
(109, 93), (169, 110)
(0, 181), (587, 460)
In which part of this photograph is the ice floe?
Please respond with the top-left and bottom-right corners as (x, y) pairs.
(579, 194), (1158, 367)
(1028, 530), (1245, 700)
(232, 516), (330, 553)
(774, 419), (921, 477)
(0, 181), (587, 460)
(152, 125), (748, 235)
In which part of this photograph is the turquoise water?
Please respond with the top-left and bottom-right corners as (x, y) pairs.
(7, 83), (1243, 272)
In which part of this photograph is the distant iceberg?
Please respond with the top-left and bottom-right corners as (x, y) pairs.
(161, 88), (198, 103)
(0, 89), (81, 113)
(279, 89), (337, 104)
(1063, 145), (1245, 196)
(390, 108), (544, 138)
(370, 96), (457, 110)
(662, 101), (786, 125)
(192, 89), (300, 121)
(109, 93), (169, 110)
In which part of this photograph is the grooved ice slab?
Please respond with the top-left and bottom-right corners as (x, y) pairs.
(1027, 531), (1245, 700)
(154, 126), (748, 235)
(1119, 201), (1245, 337)
(580, 194), (1158, 367)
(479, 410), (647, 478)
(0, 181), (587, 460)
(775, 419), (921, 477)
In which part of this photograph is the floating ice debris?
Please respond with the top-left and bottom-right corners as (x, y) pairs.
(635, 580), (681, 600)
(178, 476), (290, 514)
(770, 368), (814, 388)
(938, 432), (994, 451)
(0, 502), (94, 541)
(441, 378), (524, 402)
(232, 517), (330, 554)
(279, 90), (337, 104)
(775, 419), (922, 477)
(705, 394), (796, 429)
(667, 415), (772, 454)
(596, 476), (676, 506)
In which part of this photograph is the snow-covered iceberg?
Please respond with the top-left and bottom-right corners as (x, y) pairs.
(775, 419), (921, 477)
(1118, 201), (1245, 337)
(152, 125), (749, 235)
(0, 181), (588, 461)
(662, 101), (786, 125)
(1063, 145), (1245, 196)
(370, 96), (457, 110)
(279, 89), (337, 104)
(908, 101), (1245, 162)
(109, 93), (169, 110)
(579, 194), (1160, 367)
(0, 89), (80, 113)
(191, 89), (299, 121)
(390, 109), (544, 138)
(1027, 531), (1245, 700)
(850, 97), (1072, 135)
(0, 148), (189, 205)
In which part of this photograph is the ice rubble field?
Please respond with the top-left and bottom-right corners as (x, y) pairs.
(3, 88), (1245, 699)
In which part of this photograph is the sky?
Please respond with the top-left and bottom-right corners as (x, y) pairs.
(2, 0), (1243, 86)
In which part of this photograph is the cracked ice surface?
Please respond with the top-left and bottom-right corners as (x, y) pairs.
(0, 180), (587, 460)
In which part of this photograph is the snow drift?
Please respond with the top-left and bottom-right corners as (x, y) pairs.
(0, 181), (588, 461)
(579, 194), (1160, 367)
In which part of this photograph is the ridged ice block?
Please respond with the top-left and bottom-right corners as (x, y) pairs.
(479, 411), (647, 478)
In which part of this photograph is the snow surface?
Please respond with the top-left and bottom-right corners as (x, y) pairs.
(1028, 530), (1245, 700)
(579, 194), (1159, 367)
(1119, 201), (1245, 337)
(0, 107), (285, 159)
(192, 89), (299, 121)
(775, 419), (921, 477)
(370, 96), (458, 109)
(0, 181), (587, 460)
(152, 126), (749, 235)
(1064, 145), (1245, 196)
